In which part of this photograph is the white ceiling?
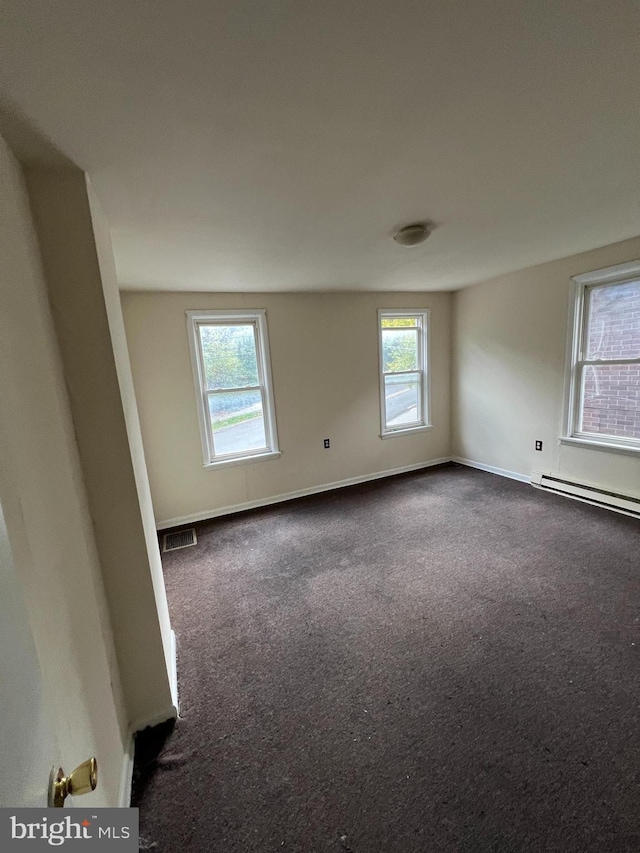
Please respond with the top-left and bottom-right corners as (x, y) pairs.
(1, 0), (639, 292)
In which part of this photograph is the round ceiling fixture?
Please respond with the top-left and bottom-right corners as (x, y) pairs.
(393, 222), (432, 247)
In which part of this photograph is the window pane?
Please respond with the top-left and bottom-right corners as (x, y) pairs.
(200, 324), (259, 390)
(208, 390), (266, 455)
(580, 364), (640, 440)
(382, 328), (418, 372)
(586, 281), (640, 360)
(384, 373), (421, 427)
(381, 317), (419, 328)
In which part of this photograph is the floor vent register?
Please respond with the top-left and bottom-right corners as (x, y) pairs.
(162, 528), (197, 553)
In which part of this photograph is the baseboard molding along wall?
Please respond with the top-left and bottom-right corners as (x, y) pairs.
(156, 456), (452, 530)
(452, 457), (530, 484)
(169, 629), (179, 715)
(118, 733), (136, 808)
(120, 701), (178, 806)
(119, 627), (180, 805)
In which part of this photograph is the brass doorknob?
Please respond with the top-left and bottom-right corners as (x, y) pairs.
(48, 758), (98, 807)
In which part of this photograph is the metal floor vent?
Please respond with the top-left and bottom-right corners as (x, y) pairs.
(163, 528), (197, 553)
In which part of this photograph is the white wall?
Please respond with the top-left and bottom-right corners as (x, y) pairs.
(24, 166), (176, 729)
(122, 291), (452, 526)
(452, 235), (640, 496)
(0, 498), (63, 807)
(87, 181), (177, 715)
(0, 133), (126, 806)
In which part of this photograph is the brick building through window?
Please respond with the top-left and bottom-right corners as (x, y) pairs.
(581, 279), (640, 440)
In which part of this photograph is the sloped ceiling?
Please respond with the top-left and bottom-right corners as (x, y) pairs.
(1, 0), (639, 291)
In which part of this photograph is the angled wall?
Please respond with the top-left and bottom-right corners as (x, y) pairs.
(87, 181), (177, 718)
(24, 166), (176, 728)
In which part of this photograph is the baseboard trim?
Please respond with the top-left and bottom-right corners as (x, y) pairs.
(453, 457), (530, 484)
(118, 732), (135, 808)
(169, 629), (179, 715)
(122, 686), (179, 806)
(156, 456), (452, 529)
(129, 704), (179, 735)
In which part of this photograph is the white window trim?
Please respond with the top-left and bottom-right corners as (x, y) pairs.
(186, 309), (280, 469)
(562, 260), (640, 456)
(378, 309), (431, 438)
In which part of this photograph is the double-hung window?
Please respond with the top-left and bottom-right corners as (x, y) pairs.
(378, 309), (431, 437)
(564, 261), (640, 453)
(187, 309), (280, 467)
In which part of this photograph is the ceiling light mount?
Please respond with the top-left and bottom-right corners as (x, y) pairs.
(393, 222), (432, 247)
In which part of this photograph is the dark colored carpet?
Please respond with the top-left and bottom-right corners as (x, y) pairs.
(133, 464), (639, 852)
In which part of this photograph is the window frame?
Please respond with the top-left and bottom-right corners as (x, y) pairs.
(562, 260), (640, 456)
(186, 309), (280, 469)
(378, 309), (431, 439)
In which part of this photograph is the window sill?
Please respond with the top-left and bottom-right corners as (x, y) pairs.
(380, 424), (433, 440)
(560, 436), (640, 457)
(203, 450), (281, 470)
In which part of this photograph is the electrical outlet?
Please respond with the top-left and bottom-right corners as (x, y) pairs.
(323, 438), (330, 449)
(535, 440), (543, 451)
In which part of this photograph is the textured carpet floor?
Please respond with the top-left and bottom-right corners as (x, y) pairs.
(133, 464), (639, 852)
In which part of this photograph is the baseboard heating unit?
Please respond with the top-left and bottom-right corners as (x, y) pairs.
(531, 472), (640, 519)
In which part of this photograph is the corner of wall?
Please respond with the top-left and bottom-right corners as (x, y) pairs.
(24, 165), (174, 729)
